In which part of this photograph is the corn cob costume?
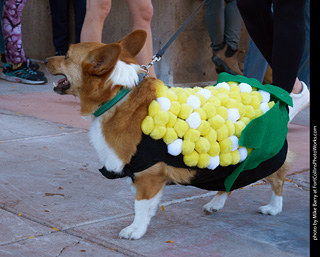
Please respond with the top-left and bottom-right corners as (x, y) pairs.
(101, 73), (292, 192)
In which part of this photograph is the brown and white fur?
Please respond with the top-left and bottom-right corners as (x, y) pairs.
(46, 30), (291, 240)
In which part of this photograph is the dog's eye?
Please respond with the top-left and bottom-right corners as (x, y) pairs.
(65, 52), (69, 59)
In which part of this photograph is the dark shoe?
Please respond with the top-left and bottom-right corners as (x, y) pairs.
(1, 62), (47, 84)
(26, 58), (41, 73)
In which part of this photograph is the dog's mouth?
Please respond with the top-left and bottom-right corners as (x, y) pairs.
(53, 76), (70, 94)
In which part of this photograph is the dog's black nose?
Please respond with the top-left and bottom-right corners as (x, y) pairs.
(44, 58), (48, 65)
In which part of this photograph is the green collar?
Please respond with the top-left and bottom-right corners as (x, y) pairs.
(93, 88), (130, 117)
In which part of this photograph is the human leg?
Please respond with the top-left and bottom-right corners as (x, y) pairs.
(271, 0), (306, 93)
(243, 39), (268, 82)
(206, 0), (242, 75)
(49, 0), (70, 55)
(237, 0), (306, 93)
(0, 0), (4, 55)
(80, 0), (111, 43)
(2, 0), (27, 64)
(1, 0), (46, 84)
(224, 0), (242, 52)
(126, 0), (155, 77)
(205, 0), (225, 53)
(73, 0), (86, 44)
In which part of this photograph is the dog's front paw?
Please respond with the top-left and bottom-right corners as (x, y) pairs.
(258, 204), (282, 216)
(119, 225), (147, 240)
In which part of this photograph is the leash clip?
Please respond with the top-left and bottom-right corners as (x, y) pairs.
(141, 55), (161, 77)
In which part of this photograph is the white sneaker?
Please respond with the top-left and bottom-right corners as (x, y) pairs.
(289, 81), (310, 122)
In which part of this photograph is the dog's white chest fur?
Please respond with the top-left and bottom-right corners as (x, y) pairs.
(89, 117), (124, 172)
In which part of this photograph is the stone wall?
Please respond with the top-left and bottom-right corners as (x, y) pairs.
(21, 0), (249, 85)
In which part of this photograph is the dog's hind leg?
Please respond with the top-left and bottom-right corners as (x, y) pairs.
(119, 164), (167, 240)
(203, 191), (231, 214)
(258, 158), (290, 215)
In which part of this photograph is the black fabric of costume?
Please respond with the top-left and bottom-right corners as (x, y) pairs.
(112, 134), (288, 191)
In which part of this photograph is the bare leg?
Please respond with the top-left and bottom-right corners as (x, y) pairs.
(292, 78), (303, 94)
(127, 0), (156, 77)
(80, 0), (111, 42)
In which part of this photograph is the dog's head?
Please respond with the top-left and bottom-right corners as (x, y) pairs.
(46, 30), (147, 116)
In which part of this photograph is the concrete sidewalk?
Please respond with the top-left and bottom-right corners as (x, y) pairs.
(0, 64), (310, 256)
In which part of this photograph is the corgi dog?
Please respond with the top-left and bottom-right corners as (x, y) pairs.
(46, 30), (291, 240)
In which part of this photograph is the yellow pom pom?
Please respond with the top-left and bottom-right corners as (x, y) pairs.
(251, 91), (263, 102)
(177, 92), (188, 104)
(220, 153), (232, 166)
(174, 118), (189, 137)
(197, 153), (211, 168)
(141, 116), (154, 135)
(244, 105), (255, 119)
(227, 81), (239, 89)
(250, 95), (261, 109)
(204, 128), (217, 143)
(219, 137), (232, 153)
(225, 98), (238, 109)
(240, 91), (252, 105)
(148, 100), (161, 117)
(208, 96), (221, 107)
(182, 140), (195, 155)
(205, 86), (218, 96)
(167, 88), (178, 101)
(254, 108), (264, 118)
(184, 128), (201, 142)
(268, 101), (275, 109)
(194, 108), (207, 120)
(163, 128), (178, 144)
(236, 102), (246, 118)
(183, 150), (199, 167)
(216, 93), (229, 106)
(216, 125), (228, 141)
(208, 141), (220, 156)
(234, 120), (246, 138)
(240, 117), (251, 125)
(155, 81), (168, 97)
(231, 150), (240, 165)
(229, 91), (241, 101)
(195, 137), (210, 153)
(150, 126), (166, 140)
(216, 106), (228, 120)
(202, 102), (216, 119)
(195, 93), (206, 107)
(154, 110), (169, 126)
(247, 147), (253, 155)
(225, 120), (235, 137)
(167, 112), (177, 127)
(208, 115), (225, 130)
(178, 103), (193, 119)
(169, 101), (181, 116)
(198, 120), (211, 136)
(218, 87), (230, 94)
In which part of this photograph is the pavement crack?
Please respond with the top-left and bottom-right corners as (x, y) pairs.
(56, 240), (81, 257)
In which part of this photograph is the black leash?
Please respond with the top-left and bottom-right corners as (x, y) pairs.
(141, 0), (207, 75)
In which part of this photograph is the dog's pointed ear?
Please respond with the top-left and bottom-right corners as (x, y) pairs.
(117, 30), (147, 57)
(84, 44), (122, 76)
